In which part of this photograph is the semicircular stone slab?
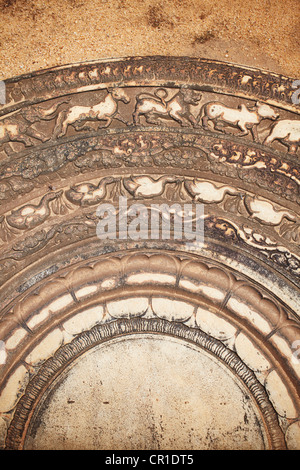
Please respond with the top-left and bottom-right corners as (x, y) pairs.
(4, 319), (287, 450)
(0, 57), (299, 450)
(22, 335), (275, 450)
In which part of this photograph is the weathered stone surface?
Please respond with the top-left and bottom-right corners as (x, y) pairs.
(24, 335), (270, 450)
(0, 57), (299, 450)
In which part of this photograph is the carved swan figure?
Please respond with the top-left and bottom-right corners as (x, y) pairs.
(66, 176), (116, 206)
(184, 179), (238, 203)
(123, 175), (181, 198)
(7, 191), (62, 230)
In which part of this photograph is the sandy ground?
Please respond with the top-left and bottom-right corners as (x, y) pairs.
(0, 0), (299, 80)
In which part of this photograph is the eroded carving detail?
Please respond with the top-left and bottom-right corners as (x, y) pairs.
(6, 191), (63, 230)
(65, 177), (117, 206)
(0, 172), (299, 287)
(53, 88), (131, 138)
(264, 119), (300, 154)
(200, 101), (279, 142)
(0, 100), (70, 155)
(0, 86), (299, 160)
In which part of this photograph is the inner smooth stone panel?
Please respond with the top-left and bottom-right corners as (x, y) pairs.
(24, 334), (268, 450)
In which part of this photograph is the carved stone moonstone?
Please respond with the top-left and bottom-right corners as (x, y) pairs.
(0, 57), (299, 450)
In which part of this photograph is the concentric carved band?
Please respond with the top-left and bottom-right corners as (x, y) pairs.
(0, 251), (299, 430)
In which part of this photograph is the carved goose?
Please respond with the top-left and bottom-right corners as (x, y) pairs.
(244, 195), (296, 226)
(123, 175), (180, 198)
(184, 179), (238, 203)
(66, 176), (116, 206)
(7, 191), (62, 230)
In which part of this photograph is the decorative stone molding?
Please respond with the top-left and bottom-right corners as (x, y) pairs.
(0, 251), (299, 449)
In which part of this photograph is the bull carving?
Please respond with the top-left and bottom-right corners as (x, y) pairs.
(199, 101), (279, 141)
(264, 119), (300, 154)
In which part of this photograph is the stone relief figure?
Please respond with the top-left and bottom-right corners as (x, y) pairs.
(123, 175), (182, 198)
(184, 179), (239, 203)
(6, 191), (62, 230)
(0, 100), (69, 155)
(244, 195), (296, 225)
(264, 119), (300, 154)
(65, 177), (117, 206)
(133, 87), (202, 127)
(53, 88), (131, 138)
(199, 101), (279, 141)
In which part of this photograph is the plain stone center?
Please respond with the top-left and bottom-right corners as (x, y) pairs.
(25, 334), (268, 450)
